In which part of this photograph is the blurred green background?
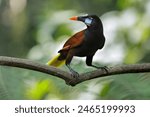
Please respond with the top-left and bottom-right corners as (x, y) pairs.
(0, 0), (150, 99)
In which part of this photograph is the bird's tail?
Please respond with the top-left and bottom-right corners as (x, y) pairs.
(47, 53), (65, 67)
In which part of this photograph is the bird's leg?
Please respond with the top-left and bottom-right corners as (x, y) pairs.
(86, 55), (108, 73)
(66, 52), (79, 78)
(66, 64), (79, 78)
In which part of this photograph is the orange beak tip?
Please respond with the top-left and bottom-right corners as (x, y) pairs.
(69, 16), (78, 21)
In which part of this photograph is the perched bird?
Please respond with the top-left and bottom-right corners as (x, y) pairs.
(47, 14), (106, 78)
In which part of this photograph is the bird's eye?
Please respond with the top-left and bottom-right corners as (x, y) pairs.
(85, 18), (93, 26)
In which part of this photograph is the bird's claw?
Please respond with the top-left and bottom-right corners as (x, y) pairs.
(96, 66), (109, 73)
(65, 70), (79, 86)
(71, 70), (79, 79)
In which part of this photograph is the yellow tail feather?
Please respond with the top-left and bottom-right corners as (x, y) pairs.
(47, 54), (65, 67)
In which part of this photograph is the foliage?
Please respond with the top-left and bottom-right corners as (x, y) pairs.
(99, 74), (150, 99)
(0, 0), (150, 99)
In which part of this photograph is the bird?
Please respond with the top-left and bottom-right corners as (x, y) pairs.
(47, 14), (106, 78)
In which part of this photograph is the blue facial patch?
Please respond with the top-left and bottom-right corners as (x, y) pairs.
(85, 18), (93, 26)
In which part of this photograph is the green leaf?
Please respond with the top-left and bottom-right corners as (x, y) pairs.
(100, 81), (111, 97)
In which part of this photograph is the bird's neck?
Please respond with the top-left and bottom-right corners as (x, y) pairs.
(87, 24), (103, 35)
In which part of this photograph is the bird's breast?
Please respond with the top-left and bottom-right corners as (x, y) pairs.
(74, 37), (101, 57)
(73, 30), (105, 57)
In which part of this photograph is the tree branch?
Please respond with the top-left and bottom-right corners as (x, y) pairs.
(0, 56), (150, 86)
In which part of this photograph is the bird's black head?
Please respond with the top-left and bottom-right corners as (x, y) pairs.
(70, 14), (102, 27)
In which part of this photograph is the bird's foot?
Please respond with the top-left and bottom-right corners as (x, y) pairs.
(65, 70), (79, 86)
(70, 70), (80, 79)
(93, 65), (109, 73)
(67, 64), (80, 79)
(99, 66), (109, 73)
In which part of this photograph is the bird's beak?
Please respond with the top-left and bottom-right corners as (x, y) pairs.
(69, 16), (78, 21)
